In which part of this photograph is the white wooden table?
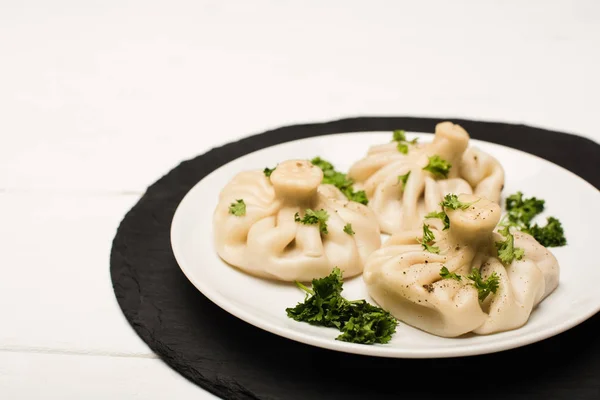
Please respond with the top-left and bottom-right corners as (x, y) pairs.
(1, 1), (599, 398)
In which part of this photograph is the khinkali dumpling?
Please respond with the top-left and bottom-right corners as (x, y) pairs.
(213, 159), (382, 282)
(363, 194), (559, 337)
(348, 122), (505, 234)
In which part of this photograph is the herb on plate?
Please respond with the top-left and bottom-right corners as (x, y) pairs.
(286, 268), (398, 344)
(526, 217), (566, 247)
(502, 191), (566, 247)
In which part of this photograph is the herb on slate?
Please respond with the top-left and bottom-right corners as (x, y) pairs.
(228, 199), (246, 216)
(423, 155), (451, 178)
(310, 157), (368, 205)
(425, 210), (450, 230)
(467, 268), (500, 301)
(419, 224), (440, 254)
(495, 226), (525, 264)
(295, 209), (329, 234)
(398, 171), (411, 187)
(263, 166), (276, 177)
(439, 266), (462, 281)
(286, 268), (398, 344)
(343, 223), (355, 235)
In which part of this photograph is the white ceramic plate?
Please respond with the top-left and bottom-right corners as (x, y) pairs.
(171, 132), (600, 358)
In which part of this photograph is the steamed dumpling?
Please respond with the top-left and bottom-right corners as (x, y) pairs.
(213, 159), (382, 282)
(363, 194), (559, 337)
(348, 122), (505, 234)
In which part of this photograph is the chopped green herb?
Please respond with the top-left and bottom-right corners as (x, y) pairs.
(228, 199), (246, 216)
(336, 308), (398, 344)
(495, 226), (525, 264)
(423, 155), (451, 178)
(396, 142), (408, 154)
(425, 210), (450, 230)
(398, 171), (411, 187)
(263, 166), (276, 177)
(422, 224), (436, 243)
(286, 268), (345, 328)
(392, 130), (407, 142)
(343, 223), (355, 235)
(526, 217), (567, 247)
(419, 224), (440, 254)
(346, 189), (368, 205)
(439, 266), (462, 281)
(392, 130), (417, 154)
(506, 191), (545, 227)
(440, 194), (473, 210)
(502, 192), (566, 247)
(310, 157), (369, 205)
(467, 268), (500, 302)
(286, 268), (397, 345)
(295, 209), (329, 235)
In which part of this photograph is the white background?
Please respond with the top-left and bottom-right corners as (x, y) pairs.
(1, 1), (599, 399)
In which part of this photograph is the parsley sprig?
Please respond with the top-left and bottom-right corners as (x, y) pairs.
(438, 267), (499, 301)
(439, 266), (461, 281)
(398, 171), (411, 187)
(228, 199), (246, 216)
(527, 217), (566, 247)
(343, 223), (355, 235)
(467, 268), (500, 302)
(295, 209), (329, 235)
(419, 224), (440, 254)
(311, 157), (368, 205)
(423, 155), (451, 178)
(502, 191), (566, 247)
(495, 225), (525, 264)
(286, 268), (398, 344)
(263, 166), (276, 177)
(392, 130), (418, 154)
(440, 194), (474, 210)
(425, 211), (450, 230)
(424, 194), (471, 230)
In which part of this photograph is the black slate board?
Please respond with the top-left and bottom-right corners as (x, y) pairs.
(110, 117), (600, 400)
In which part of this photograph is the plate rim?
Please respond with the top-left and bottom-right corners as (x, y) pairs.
(171, 130), (600, 359)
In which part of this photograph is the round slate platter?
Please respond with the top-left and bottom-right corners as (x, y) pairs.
(110, 117), (600, 400)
